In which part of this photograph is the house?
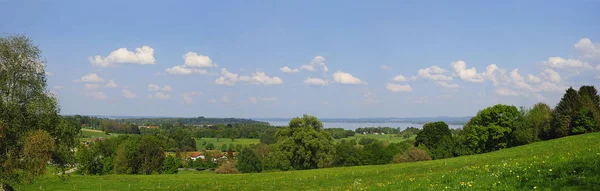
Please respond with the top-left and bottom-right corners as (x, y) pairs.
(374, 132), (380, 135)
(189, 152), (205, 161)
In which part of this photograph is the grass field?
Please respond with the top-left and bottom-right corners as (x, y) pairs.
(80, 128), (120, 141)
(195, 138), (260, 150)
(335, 133), (415, 144)
(25, 132), (600, 190)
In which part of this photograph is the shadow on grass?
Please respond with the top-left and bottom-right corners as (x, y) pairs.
(519, 154), (600, 190)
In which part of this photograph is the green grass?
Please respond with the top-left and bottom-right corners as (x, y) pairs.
(26, 133), (600, 190)
(335, 133), (415, 144)
(195, 138), (260, 150)
(80, 128), (120, 141)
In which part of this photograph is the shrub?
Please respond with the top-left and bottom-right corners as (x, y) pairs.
(215, 160), (239, 174)
(393, 147), (431, 163)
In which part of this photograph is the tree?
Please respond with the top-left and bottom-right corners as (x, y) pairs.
(274, 115), (335, 170)
(552, 87), (581, 138)
(236, 147), (263, 173)
(0, 35), (80, 190)
(463, 104), (520, 154)
(414, 121), (453, 159)
(162, 155), (180, 174)
(205, 143), (215, 150)
(113, 138), (140, 174)
(220, 144), (228, 152)
(333, 140), (362, 167)
(138, 135), (165, 175)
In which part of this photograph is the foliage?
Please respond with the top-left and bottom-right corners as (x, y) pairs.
(332, 140), (362, 167)
(236, 147), (263, 173)
(463, 104), (520, 154)
(324, 128), (355, 139)
(274, 115), (335, 170)
(23, 130), (56, 182)
(215, 160), (239, 174)
(138, 135), (165, 174)
(162, 155), (180, 174)
(0, 35), (81, 189)
(205, 143), (215, 150)
(392, 146), (432, 163)
(414, 121), (452, 159)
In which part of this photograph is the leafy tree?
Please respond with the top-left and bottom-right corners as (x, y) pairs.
(162, 155), (180, 174)
(236, 147), (263, 173)
(138, 135), (165, 174)
(274, 115), (335, 170)
(205, 143), (215, 150)
(0, 35), (80, 190)
(259, 128), (277, 145)
(572, 108), (596, 134)
(113, 138), (140, 174)
(220, 144), (228, 152)
(552, 87), (581, 138)
(333, 140), (362, 167)
(463, 104), (520, 154)
(358, 137), (377, 145)
(23, 130), (55, 183)
(414, 121), (453, 159)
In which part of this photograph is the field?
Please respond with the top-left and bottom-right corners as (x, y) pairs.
(335, 133), (415, 144)
(195, 138), (260, 150)
(25, 132), (600, 190)
(80, 128), (120, 141)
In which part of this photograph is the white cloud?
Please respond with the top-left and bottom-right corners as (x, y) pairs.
(105, 80), (118, 88)
(392, 75), (417, 82)
(162, 85), (173, 92)
(304, 77), (329, 86)
(574, 38), (600, 59)
(385, 83), (413, 92)
(451, 60), (484, 83)
(418, 66), (452, 81)
(182, 92), (202, 104)
(148, 84), (160, 91)
(215, 68), (283, 86)
(82, 92), (107, 100)
(280, 66), (300, 73)
(262, 97), (278, 101)
(154, 92), (170, 100)
(183, 52), (215, 68)
(333, 71), (366, 85)
(89, 46), (156, 67)
(300, 65), (315, 71)
(122, 88), (137, 99)
(509, 69), (534, 91)
(543, 57), (591, 70)
(76, 73), (105, 83)
(248, 97), (258, 104)
(527, 74), (541, 84)
(541, 68), (561, 83)
(435, 81), (460, 89)
(380, 65), (391, 70)
(165, 65), (209, 75)
(84, 83), (103, 90)
(495, 87), (518, 96)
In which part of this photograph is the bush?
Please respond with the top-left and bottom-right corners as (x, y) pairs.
(162, 155), (180, 174)
(205, 143), (215, 150)
(215, 160), (239, 174)
(393, 147), (431, 163)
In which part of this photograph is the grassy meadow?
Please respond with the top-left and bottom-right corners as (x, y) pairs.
(335, 133), (415, 144)
(195, 138), (260, 150)
(80, 128), (120, 141)
(25, 132), (600, 190)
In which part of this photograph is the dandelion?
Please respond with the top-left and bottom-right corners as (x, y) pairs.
(549, 169), (552, 172)
(534, 186), (537, 189)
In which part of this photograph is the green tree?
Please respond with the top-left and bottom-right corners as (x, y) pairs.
(463, 104), (520, 154)
(205, 143), (215, 150)
(274, 115), (335, 170)
(220, 144), (228, 152)
(414, 121), (453, 159)
(162, 155), (180, 174)
(0, 35), (80, 190)
(552, 87), (581, 138)
(333, 140), (362, 167)
(138, 135), (165, 174)
(113, 138), (140, 174)
(236, 147), (263, 173)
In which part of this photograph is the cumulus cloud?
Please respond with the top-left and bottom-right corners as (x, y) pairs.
(451, 60), (484, 83)
(148, 84), (160, 91)
(298, 56), (329, 72)
(418, 66), (452, 81)
(380, 65), (391, 70)
(541, 68), (561, 83)
(435, 81), (460, 89)
(122, 88), (137, 99)
(183, 52), (215, 68)
(392, 75), (417, 82)
(385, 83), (413, 92)
(89, 46), (156, 67)
(105, 80), (118, 88)
(154, 92), (170, 100)
(574, 38), (600, 59)
(76, 73), (105, 83)
(543, 57), (591, 70)
(333, 71), (366, 85)
(509, 69), (534, 92)
(495, 87), (518, 96)
(527, 74), (541, 84)
(280, 66), (300, 73)
(248, 97), (258, 104)
(82, 92), (107, 100)
(182, 92), (202, 104)
(166, 65), (209, 75)
(215, 68), (283, 86)
(304, 77), (329, 86)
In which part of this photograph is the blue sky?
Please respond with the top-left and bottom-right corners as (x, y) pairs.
(1, 0), (599, 118)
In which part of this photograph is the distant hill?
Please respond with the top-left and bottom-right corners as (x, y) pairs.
(255, 116), (471, 125)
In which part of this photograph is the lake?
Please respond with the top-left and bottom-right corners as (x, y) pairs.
(261, 120), (463, 130)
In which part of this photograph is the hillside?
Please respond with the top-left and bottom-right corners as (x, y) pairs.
(26, 132), (600, 190)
